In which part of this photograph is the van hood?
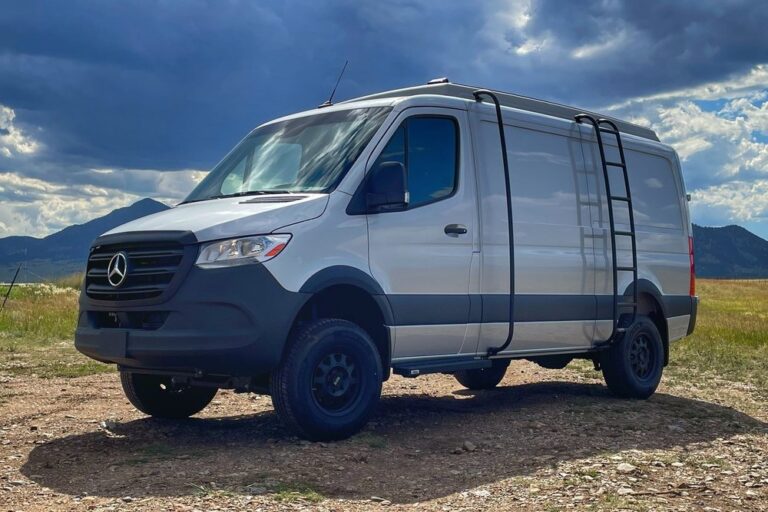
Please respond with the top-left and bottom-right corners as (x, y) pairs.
(103, 194), (329, 243)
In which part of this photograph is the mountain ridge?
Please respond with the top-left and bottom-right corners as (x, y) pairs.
(1, 199), (768, 281)
(0, 198), (169, 281)
(692, 223), (768, 278)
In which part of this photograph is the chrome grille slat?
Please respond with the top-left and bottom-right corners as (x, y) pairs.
(87, 284), (170, 294)
(85, 240), (187, 301)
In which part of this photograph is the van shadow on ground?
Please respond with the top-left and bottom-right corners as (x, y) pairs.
(21, 381), (767, 504)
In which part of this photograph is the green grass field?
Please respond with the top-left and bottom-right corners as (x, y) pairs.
(668, 279), (768, 394)
(0, 280), (765, 394)
(0, 280), (112, 378)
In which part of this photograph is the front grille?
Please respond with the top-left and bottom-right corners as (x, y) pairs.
(86, 241), (187, 302)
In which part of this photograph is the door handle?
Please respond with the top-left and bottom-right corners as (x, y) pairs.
(444, 224), (468, 235)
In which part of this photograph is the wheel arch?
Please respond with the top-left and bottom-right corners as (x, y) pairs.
(293, 266), (393, 377)
(624, 279), (669, 365)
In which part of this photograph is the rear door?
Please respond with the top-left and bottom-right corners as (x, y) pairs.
(366, 107), (478, 360)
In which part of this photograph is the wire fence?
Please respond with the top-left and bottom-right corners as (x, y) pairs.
(0, 263), (68, 308)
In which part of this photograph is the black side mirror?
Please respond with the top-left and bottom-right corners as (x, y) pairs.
(366, 161), (408, 212)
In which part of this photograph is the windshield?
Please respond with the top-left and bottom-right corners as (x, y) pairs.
(184, 107), (392, 202)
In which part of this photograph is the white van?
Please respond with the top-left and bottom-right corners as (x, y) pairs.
(75, 80), (698, 440)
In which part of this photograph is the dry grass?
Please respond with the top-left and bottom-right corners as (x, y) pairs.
(54, 272), (84, 290)
(0, 283), (111, 378)
(0, 283), (78, 339)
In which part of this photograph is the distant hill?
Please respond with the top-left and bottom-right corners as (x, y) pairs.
(0, 198), (169, 281)
(693, 224), (768, 278)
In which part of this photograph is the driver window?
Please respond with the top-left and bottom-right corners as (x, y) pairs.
(372, 116), (458, 208)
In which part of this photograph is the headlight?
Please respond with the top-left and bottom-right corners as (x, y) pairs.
(196, 234), (291, 268)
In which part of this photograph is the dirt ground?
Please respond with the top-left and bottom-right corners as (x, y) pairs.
(0, 362), (766, 511)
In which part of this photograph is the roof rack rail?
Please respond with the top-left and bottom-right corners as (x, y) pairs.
(341, 82), (658, 141)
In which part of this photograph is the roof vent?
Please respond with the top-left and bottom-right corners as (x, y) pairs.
(427, 77), (450, 85)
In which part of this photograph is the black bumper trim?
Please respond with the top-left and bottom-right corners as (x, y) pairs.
(76, 263), (309, 376)
(687, 296), (699, 335)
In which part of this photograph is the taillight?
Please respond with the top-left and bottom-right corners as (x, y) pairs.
(688, 236), (696, 296)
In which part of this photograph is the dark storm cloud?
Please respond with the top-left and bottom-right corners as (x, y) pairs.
(0, 1), (485, 174)
(509, 0), (768, 102)
(0, 0), (766, 184)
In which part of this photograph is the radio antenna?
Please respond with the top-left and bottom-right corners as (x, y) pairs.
(318, 60), (348, 108)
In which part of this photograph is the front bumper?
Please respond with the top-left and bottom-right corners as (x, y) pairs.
(75, 263), (309, 377)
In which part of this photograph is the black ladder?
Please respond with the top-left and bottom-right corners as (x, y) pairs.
(575, 114), (638, 340)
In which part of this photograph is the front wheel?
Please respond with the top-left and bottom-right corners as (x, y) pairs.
(600, 316), (664, 399)
(120, 372), (217, 418)
(270, 319), (383, 441)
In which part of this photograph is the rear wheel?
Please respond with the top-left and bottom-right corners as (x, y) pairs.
(120, 372), (217, 418)
(454, 359), (510, 390)
(600, 316), (664, 399)
(270, 319), (383, 441)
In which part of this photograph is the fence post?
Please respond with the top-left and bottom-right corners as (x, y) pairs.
(1, 263), (22, 311)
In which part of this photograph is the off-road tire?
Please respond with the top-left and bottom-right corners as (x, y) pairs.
(454, 359), (510, 390)
(270, 318), (383, 441)
(120, 371), (217, 418)
(600, 316), (664, 399)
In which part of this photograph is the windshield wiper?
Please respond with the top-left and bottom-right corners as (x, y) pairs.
(179, 190), (295, 205)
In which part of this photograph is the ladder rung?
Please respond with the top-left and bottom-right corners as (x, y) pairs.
(614, 230), (635, 237)
(618, 302), (637, 307)
(617, 266), (636, 271)
(606, 162), (626, 168)
(599, 128), (620, 136)
(616, 327), (627, 333)
(610, 196), (630, 202)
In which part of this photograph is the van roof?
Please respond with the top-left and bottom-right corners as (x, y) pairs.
(341, 81), (659, 142)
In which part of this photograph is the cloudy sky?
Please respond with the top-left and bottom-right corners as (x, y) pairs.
(1, 0), (768, 238)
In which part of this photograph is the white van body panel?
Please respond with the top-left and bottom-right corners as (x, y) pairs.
(263, 190), (370, 293)
(104, 194), (329, 243)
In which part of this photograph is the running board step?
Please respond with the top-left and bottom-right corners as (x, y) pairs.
(392, 358), (492, 377)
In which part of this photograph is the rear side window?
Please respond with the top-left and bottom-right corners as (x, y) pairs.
(373, 116), (458, 208)
(623, 151), (683, 230)
(500, 123), (587, 227)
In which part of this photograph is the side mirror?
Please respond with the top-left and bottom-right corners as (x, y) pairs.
(366, 161), (408, 212)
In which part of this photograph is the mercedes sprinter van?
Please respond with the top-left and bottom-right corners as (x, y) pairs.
(75, 80), (698, 440)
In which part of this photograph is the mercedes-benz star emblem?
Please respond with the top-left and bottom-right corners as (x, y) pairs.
(107, 252), (128, 287)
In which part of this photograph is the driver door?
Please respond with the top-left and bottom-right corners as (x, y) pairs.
(366, 108), (478, 360)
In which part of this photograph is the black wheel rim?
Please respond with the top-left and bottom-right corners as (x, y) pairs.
(629, 333), (655, 380)
(311, 351), (361, 414)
